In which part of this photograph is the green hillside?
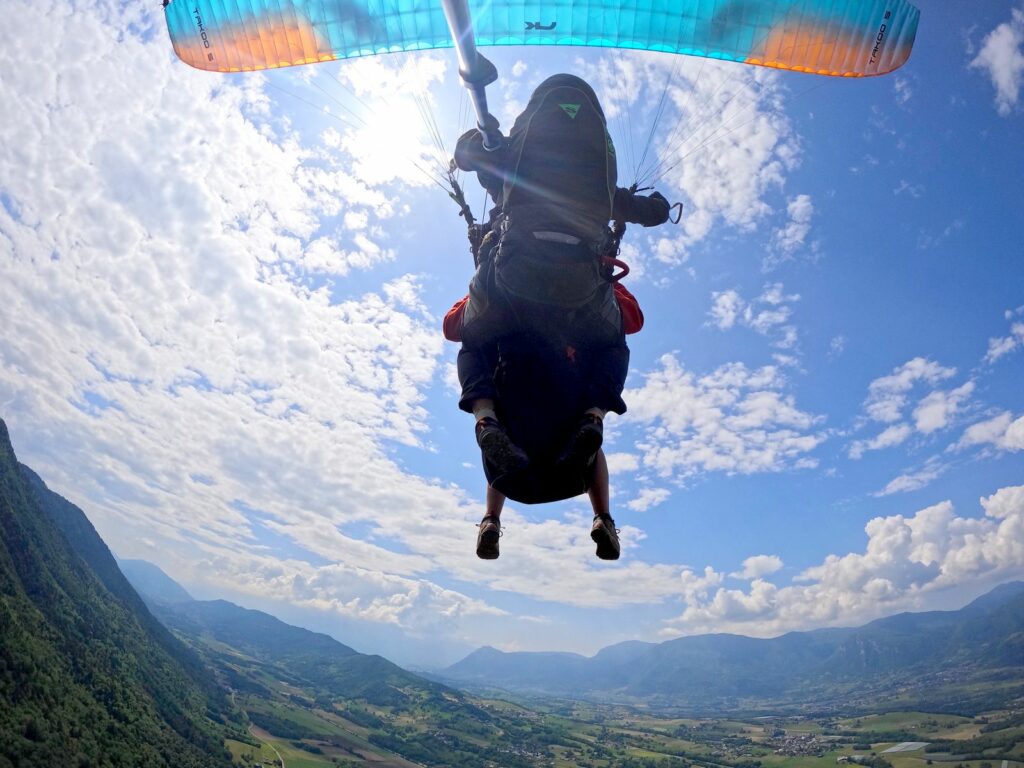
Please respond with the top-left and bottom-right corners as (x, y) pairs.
(0, 418), (242, 768)
(141, 591), (570, 766)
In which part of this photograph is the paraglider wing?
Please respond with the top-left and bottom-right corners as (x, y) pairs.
(166, 0), (919, 77)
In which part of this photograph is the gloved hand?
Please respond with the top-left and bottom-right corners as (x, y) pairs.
(454, 124), (506, 172)
(639, 191), (671, 227)
(454, 128), (485, 172)
(454, 128), (506, 203)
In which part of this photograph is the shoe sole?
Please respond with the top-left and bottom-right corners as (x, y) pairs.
(478, 431), (529, 477)
(591, 526), (620, 561)
(563, 426), (603, 466)
(477, 528), (500, 560)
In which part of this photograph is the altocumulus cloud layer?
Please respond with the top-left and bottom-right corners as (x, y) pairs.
(1, 0), (1023, 655)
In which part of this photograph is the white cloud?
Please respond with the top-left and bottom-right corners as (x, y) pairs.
(970, 8), (1024, 116)
(730, 554), (783, 580)
(875, 460), (947, 496)
(706, 283), (801, 355)
(849, 362), (972, 460)
(829, 335), (846, 357)
(894, 76), (913, 105)
(334, 56), (453, 186)
(204, 549), (505, 630)
(912, 382), (975, 434)
(625, 355), (824, 479)
(627, 487), (671, 512)
(605, 452), (641, 474)
(862, 358), (957, 423)
(848, 423), (913, 459)
(917, 218), (964, 251)
(709, 289), (743, 330)
(583, 54), (800, 266)
(985, 308), (1024, 363)
(957, 411), (1024, 452)
(666, 483), (1024, 636)
(767, 194), (814, 265)
(893, 179), (924, 197)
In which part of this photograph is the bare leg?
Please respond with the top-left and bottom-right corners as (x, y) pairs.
(477, 483), (505, 560)
(471, 398), (497, 419)
(587, 449), (610, 517)
(588, 449), (619, 560)
(485, 484), (506, 518)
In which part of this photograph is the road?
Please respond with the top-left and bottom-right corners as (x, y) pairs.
(249, 725), (285, 768)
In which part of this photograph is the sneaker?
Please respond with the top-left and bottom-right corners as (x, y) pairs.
(590, 514), (620, 561)
(476, 417), (529, 476)
(476, 514), (501, 560)
(561, 413), (604, 466)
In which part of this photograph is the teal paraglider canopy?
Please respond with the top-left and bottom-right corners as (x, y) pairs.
(165, 0), (919, 79)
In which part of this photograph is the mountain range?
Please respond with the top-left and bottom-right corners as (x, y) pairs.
(437, 582), (1024, 712)
(123, 551), (1024, 717)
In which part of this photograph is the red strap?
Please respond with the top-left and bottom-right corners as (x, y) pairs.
(602, 255), (630, 282)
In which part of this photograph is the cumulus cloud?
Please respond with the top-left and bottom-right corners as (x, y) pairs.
(606, 452), (641, 474)
(625, 355), (824, 479)
(708, 290), (744, 330)
(205, 548), (505, 630)
(957, 411), (1024, 452)
(583, 53), (801, 267)
(863, 358), (958, 423)
(627, 487), (671, 512)
(730, 554), (784, 580)
(665, 484), (1024, 636)
(849, 360), (973, 460)
(848, 423), (913, 460)
(970, 8), (1024, 116)
(912, 382), (975, 434)
(985, 307), (1024, 363)
(875, 459), (947, 496)
(707, 283), (801, 359)
(766, 194), (814, 267)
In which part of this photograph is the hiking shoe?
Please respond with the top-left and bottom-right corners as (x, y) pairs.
(476, 514), (501, 560)
(561, 413), (604, 465)
(476, 417), (529, 476)
(591, 514), (620, 561)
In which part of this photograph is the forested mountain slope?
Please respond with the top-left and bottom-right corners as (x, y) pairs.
(0, 418), (242, 768)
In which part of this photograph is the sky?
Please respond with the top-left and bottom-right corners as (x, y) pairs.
(1, 0), (1023, 669)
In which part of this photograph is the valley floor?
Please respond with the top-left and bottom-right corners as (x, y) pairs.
(227, 701), (1024, 768)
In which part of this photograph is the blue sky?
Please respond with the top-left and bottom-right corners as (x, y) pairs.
(1, 0), (1022, 668)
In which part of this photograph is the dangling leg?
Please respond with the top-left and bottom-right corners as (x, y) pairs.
(476, 484), (506, 560)
(588, 450), (620, 561)
(468, 392), (529, 478)
(457, 257), (529, 477)
(562, 284), (630, 466)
